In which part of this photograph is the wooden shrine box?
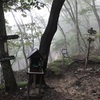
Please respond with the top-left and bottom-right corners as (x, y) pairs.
(27, 48), (44, 72)
(27, 49), (44, 97)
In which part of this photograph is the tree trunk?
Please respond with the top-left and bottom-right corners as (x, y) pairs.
(0, 0), (18, 92)
(11, 11), (29, 68)
(84, 0), (100, 49)
(92, 0), (100, 49)
(75, 0), (81, 53)
(38, 0), (65, 84)
(64, 1), (87, 50)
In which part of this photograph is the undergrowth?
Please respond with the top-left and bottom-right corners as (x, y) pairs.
(0, 81), (27, 90)
(47, 58), (73, 76)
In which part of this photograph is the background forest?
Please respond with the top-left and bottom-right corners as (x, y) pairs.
(0, 0), (100, 93)
(2, 0), (100, 70)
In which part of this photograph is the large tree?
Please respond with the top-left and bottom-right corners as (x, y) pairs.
(38, 0), (65, 85)
(0, 0), (44, 92)
(0, 0), (18, 92)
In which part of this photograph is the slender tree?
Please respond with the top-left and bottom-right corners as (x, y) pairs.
(84, 0), (100, 48)
(64, 0), (87, 51)
(58, 24), (69, 56)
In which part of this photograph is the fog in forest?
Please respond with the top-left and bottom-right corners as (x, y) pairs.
(1, 0), (100, 71)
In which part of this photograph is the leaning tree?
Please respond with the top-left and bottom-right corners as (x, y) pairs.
(38, 0), (65, 85)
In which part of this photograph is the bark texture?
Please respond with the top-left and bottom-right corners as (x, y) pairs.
(0, 0), (18, 92)
(38, 0), (65, 84)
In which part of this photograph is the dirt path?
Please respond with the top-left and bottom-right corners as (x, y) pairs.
(0, 62), (100, 100)
(42, 63), (100, 100)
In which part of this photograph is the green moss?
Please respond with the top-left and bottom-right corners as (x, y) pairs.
(48, 58), (73, 75)
(0, 81), (28, 90)
(17, 81), (28, 87)
(0, 84), (5, 90)
(91, 55), (100, 59)
(96, 56), (100, 59)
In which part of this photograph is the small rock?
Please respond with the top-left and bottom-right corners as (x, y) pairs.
(98, 96), (100, 99)
(91, 90), (96, 94)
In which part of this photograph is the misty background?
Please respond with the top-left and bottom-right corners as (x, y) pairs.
(0, 0), (100, 74)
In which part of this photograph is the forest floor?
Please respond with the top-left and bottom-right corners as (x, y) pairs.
(0, 60), (100, 100)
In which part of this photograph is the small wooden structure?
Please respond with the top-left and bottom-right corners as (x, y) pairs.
(27, 48), (44, 72)
(61, 49), (68, 66)
(27, 48), (44, 99)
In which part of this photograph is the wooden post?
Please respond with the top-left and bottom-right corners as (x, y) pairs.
(85, 40), (91, 68)
(27, 70), (44, 100)
(84, 28), (96, 70)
